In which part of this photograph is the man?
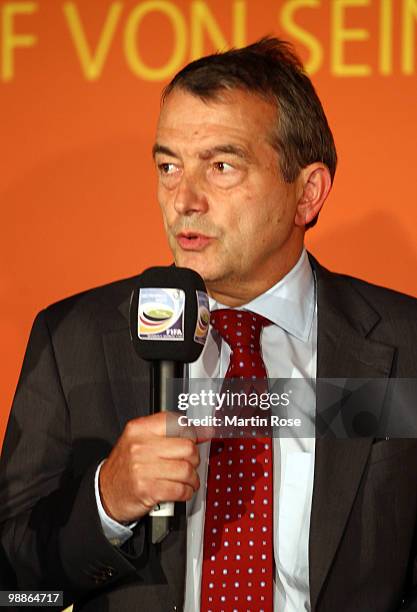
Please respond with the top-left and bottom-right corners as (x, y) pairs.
(1, 37), (417, 612)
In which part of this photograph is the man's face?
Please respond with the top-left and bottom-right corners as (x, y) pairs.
(154, 88), (304, 303)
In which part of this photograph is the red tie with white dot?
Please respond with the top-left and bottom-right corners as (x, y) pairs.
(200, 309), (274, 612)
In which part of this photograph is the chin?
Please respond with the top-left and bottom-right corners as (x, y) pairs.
(183, 262), (211, 280)
(172, 249), (229, 285)
(174, 253), (207, 276)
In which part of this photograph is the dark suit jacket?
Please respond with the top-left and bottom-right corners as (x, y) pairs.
(1, 255), (417, 612)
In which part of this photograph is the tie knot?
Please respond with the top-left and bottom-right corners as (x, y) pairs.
(210, 309), (272, 351)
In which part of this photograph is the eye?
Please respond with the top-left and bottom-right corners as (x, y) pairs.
(213, 161), (234, 173)
(208, 160), (245, 187)
(158, 162), (177, 175)
(156, 160), (182, 189)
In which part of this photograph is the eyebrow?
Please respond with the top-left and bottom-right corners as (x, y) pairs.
(198, 145), (249, 160)
(152, 143), (250, 161)
(152, 144), (177, 159)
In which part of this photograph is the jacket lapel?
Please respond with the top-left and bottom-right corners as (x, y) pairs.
(308, 256), (396, 610)
(102, 291), (186, 605)
(102, 294), (151, 432)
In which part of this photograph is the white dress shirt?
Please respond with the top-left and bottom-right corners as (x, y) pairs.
(96, 249), (317, 612)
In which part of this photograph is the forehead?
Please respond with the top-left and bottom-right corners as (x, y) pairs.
(156, 88), (277, 152)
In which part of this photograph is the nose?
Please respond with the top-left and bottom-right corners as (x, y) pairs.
(173, 173), (208, 216)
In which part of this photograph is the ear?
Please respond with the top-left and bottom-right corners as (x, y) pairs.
(294, 164), (332, 227)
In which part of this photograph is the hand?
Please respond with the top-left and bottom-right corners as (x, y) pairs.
(99, 412), (201, 523)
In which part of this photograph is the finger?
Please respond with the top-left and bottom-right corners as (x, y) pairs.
(171, 413), (216, 443)
(196, 425), (216, 443)
(166, 412), (198, 441)
(156, 437), (200, 467)
(155, 459), (200, 491)
(152, 480), (196, 504)
(124, 412), (198, 443)
(123, 412), (172, 438)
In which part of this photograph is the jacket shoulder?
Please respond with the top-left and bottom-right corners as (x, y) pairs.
(332, 271), (417, 316)
(309, 252), (417, 317)
(41, 274), (142, 332)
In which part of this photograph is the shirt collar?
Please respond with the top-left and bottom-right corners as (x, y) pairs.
(208, 249), (315, 343)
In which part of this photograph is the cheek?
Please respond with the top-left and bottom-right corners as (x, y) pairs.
(224, 216), (258, 261)
(233, 200), (287, 256)
(236, 200), (272, 236)
(158, 190), (172, 220)
(157, 203), (173, 238)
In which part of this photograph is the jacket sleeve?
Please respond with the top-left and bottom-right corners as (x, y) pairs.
(0, 310), (147, 608)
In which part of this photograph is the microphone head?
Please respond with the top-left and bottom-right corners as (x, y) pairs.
(130, 266), (210, 362)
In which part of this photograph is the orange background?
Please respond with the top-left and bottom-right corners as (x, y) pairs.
(1, 0), (417, 447)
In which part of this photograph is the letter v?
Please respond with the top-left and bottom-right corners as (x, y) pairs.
(63, 2), (122, 80)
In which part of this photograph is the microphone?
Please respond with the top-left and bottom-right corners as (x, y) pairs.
(130, 266), (210, 543)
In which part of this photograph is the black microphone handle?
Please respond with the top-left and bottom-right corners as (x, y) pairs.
(151, 361), (184, 414)
(150, 360), (184, 544)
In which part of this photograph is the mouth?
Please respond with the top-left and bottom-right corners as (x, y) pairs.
(176, 231), (214, 251)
